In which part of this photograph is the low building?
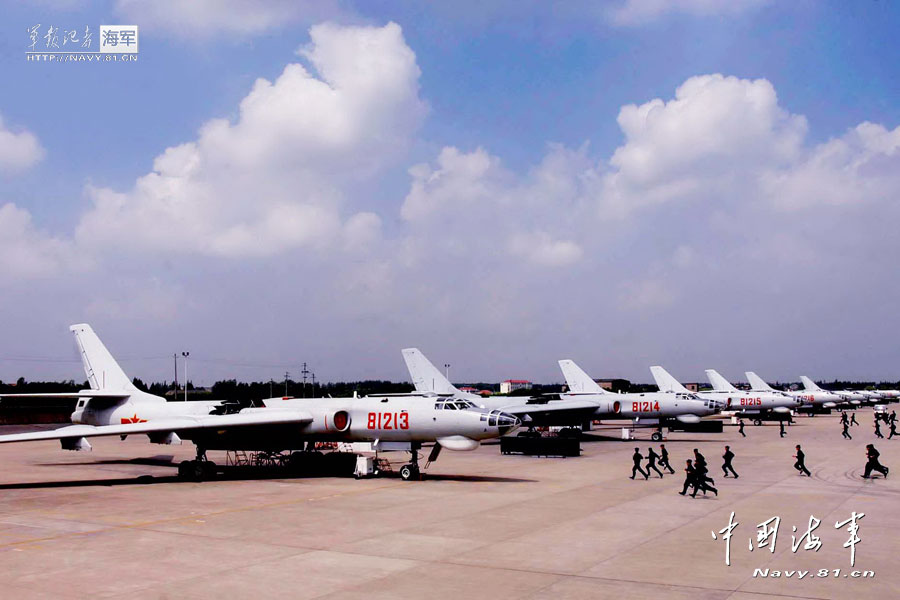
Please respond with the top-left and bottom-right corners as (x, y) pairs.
(500, 379), (532, 394)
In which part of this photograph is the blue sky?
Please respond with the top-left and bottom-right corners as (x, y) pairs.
(0, 1), (898, 386)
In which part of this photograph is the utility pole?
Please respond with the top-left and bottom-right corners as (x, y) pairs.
(284, 371), (290, 397)
(311, 372), (316, 397)
(269, 378), (273, 399)
(182, 351), (190, 401)
(444, 363), (451, 381)
(173, 353), (178, 400)
(301, 362), (310, 398)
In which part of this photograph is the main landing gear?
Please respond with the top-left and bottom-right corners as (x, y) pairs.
(399, 443), (422, 481)
(177, 446), (217, 482)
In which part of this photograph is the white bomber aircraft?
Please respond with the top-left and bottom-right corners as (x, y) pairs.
(559, 361), (722, 439)
(746, 372), (841, 410)
(402, 348), (599, 428)
(704, 369), (800, 420)
(799, 376), (866, 407)
(0, 325), (520, 481)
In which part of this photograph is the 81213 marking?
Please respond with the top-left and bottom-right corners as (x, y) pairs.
(366, 412), (409, 430)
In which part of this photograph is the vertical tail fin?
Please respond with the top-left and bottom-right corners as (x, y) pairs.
(705, 369), (738, 393)
(69, 324), (136, 392)
(745, 371), (774, 392)
(650, 366), (690, 394)
(401, 348), (459, 394)
(799, 376), (823, 392)
(558, 360), (606, 394)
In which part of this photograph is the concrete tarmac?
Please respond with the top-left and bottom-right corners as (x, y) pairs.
(0, 411), (896, 599)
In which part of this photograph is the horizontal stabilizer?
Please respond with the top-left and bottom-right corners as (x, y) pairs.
(745, 371), (774, 392)
(650, 366), (689, 394)
(705, 369), (738, 393)
(558, 360), (606, 394)
(0, 391), (130, 400)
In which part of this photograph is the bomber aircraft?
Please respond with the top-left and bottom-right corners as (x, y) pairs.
(0, 325), (520, 481)
(745, 372), (841, 411)
(800, 376), (868, 407)
(559, 361), (723, 439)
(402, 348), (599, 429)
(703, 369), (800, 423)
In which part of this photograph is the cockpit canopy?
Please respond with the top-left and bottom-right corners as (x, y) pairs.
(434, 399), (479, 411)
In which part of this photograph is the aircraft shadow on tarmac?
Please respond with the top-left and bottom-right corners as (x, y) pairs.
(2, 460), (535, 489)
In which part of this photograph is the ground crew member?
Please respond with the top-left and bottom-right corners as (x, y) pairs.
(646, 447), (664, 478)
(779, 420), (786, 438)
(842, 420), (852, 440)
(678, 459), (697, 496)
(794, 444), (811, 476)
(874, 419), (884, 439)
(890, 410), (897, 425)
(630, 447), (649, 480)
(659, 444), (675, 474)
(889, 420), (897, 440)
(863, 444), (889, 479)
(722, 446), (738, 478)
(738, 419), (746, 437)
(841, 412), (849, 426)
(851, 412), (859, 426)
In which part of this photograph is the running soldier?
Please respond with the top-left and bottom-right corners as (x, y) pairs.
(630, 447), (649, 480)
(722, 446), (739, 478)
(863, 444), (889, 479)
(793, 444), (811, 476)
(646, 447), (664, 478)
(659, 444), (675, 474)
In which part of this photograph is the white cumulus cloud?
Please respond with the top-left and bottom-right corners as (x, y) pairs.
(76, 22), (426, 259)
(0, 114), (45, 174)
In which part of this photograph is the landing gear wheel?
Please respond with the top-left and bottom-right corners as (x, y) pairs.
(202, 461), (217, 479)
(177, 460), (192, 480)
(651, 432), (662, 442)
(400, 464), (420, 481)
(753, 419), (762, 426)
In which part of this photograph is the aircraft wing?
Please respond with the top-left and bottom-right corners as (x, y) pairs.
(0, 409), (313, 444)
(494, 398), (599, 417)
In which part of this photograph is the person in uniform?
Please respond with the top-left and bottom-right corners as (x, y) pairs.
(840, 412), (849, 427)
(890, 410), (897, 425)
(659, 444), (675, 474)
(874, 418), (884, 439)
(722, 445), (738, 478)
(842, 419), (852, 440)
(679, 459), (697, 496)
(738, 419), (746, 437)
(863, 444), (889, 478)
(693, 449), (716, 490)
(851, 412), (859, 426)
(646, 446), (664, 478)
(630, 447), (649, 480)
(779, 420), (786, 438)
(793, 444), (811, 476)
(889, 419), (897, 440)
